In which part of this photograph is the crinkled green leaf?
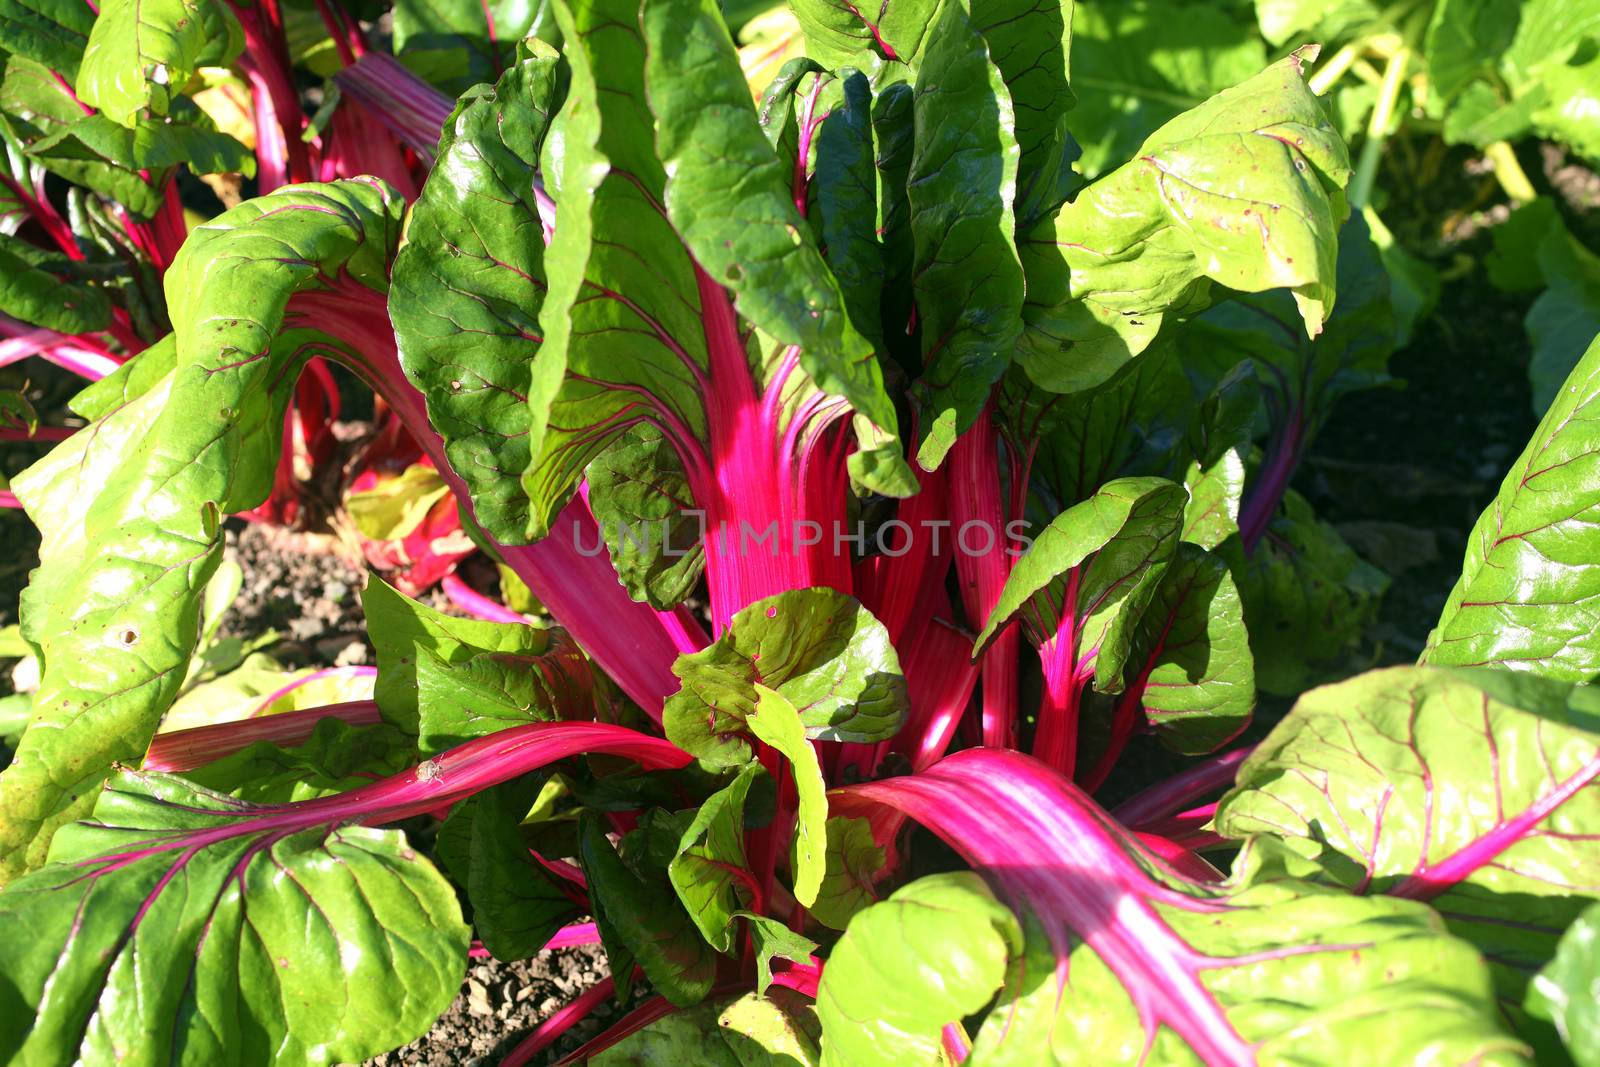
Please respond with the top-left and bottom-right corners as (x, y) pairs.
(1018, 52), (1351, 395)
(973, 0), (1073, 184)
(663, 589), (908, 769)
(1, 179), (401, 880)
(0, 0), (94, 76)
(436, 777), (581, 962)
(807, 815), (884, 931)
(975, 477), (1187, 696)
(1224, 489), (1386, 695)
(1217, 665), (1600, 1039)
(1527, 899), (1600, 1067)
(1069, 0), (1268, 179)
(183, 717), (413, 803)
(78, 0), (242, 125)
(750, 684), (827, 907)
(579, 810), (717, 1008)
(0, 232), (110, 332)
(816, 871), (1022, 1067)
(0, 769), (467, 1064)
(363, 574), (561, 738)
(389, 46), (562, 543)
(1425, 334), (1600, 680)
(906, 0), (1024, 466)
(585, 425), (706, 610)
(68, 332), (177, 420)
(668, 762), (764, 951)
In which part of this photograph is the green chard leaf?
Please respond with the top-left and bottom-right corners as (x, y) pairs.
(2, 179), (402, 880)
(585, 425), (706, 610)
(815, 872), (1023, 1067)
(668, 762), (766, 952)
(787, 0), (940, 70)
(750, 685), (828, 907)
(811, 69), (886, 349)
(0, 769), (467, 1064)
(579, 810), (718, 1008)
(1527, 899), (1600, 1067)
(808, 815), (885, 931)
(906, 0), (1025, 466)
(0, 0), (95, 77)
(363, 574), (568, 740)
(663, 589), (908, 769)
(0, 232), (111, 333)
(976, 476), (1188, 693)
(77, 0), (243, 125)
(1424, 334), (1600, 681)
(0, 55), (163, 217)
(389, 45), (563, 544)
(1526, 225), (1600, 414)
(1018, 51), (1351, 395)
(524, 0), (910, 536)
(436, 777), (582, 962)
(1119, 542), (1255, 755)
(1216, 665), (1600, 1041)
(391, 0), (545, 96)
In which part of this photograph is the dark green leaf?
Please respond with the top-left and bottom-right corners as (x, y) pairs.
(389, 46), (562, 543)
(184, 717), (414, 803)
(585, 425), (706, 610)
(0, 0), (95, 77)
(668, 762), (764, 951)
(437, 778), (581, 961)
(0, 232), (110, 332)
(906, 0), (1024, 466)
(1527, 226), (1600, 414)
(414, 639), (595, 755)
(579, 810), (717, 1008)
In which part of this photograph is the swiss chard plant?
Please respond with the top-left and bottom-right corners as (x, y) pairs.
(3, 0), (1600, 1063)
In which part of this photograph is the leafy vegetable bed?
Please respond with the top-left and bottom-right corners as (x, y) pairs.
(5, 0), (1600, 1064)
